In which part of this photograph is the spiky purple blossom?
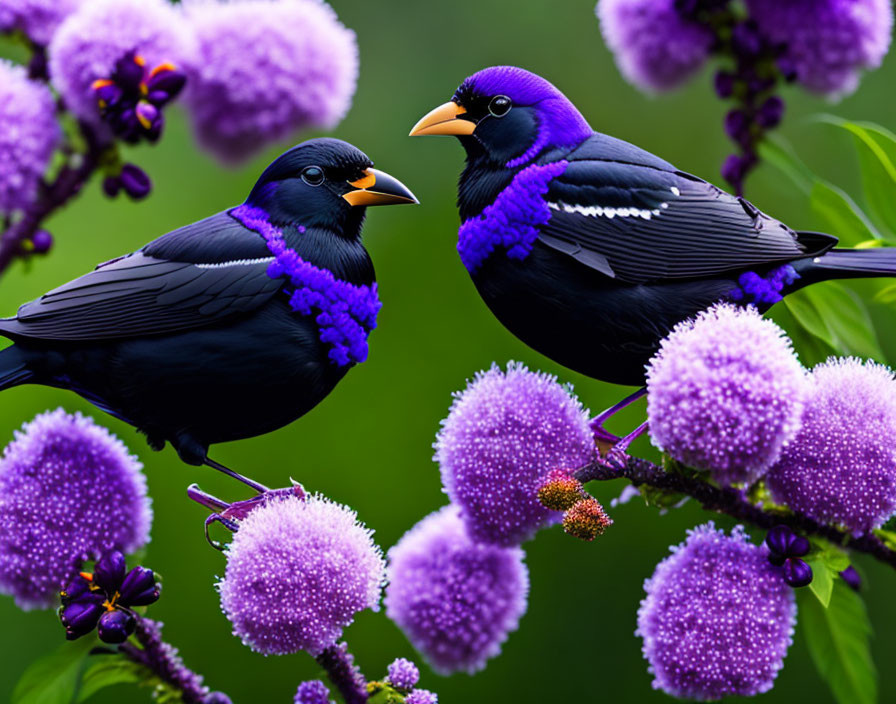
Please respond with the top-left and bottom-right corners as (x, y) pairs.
(182, 0), (358, 163)
(0, 60), (60, 215)
(746, 0), (893, 97)
(435, 362), (595, 546)
(0, 409), (151, 610)
(597, 0), (715, 92)
(647, 304), (807, 486)
(637, 523), (796, 700)
(405, 691), (438, 704)
(385, 506), (529, 675)
(294, 680), (333, 704)
(0, 0), (86, 45)
(386, 658), (420, 689)
(218, 494), (385, 656)
(766, 358), (896, 533)
(48, 0), (196, 123)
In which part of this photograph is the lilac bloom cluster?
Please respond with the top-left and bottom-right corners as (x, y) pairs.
(231, 203), (381, 366)
(59, 550), (160, 643)
(457, 161), (568, 273)
(182, 0), (358, 164)
(637, 523), (796, 700)
(0, 60), (60, 215)
(0, 0), (85, 45)
(294, 680), (333, 704)
(385, 506), (529, 675)
(0, 409), (152, 610)
(766, 357), (896, 533)
(218, 493), (385, 656)
(461, 67), (592, 167)
(729, 264), (800, 306)
(435, 362), (595, 545)
(647, 304), (807, 486)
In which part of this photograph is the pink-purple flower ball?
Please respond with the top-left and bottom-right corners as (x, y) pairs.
(181, 0), (358, 164)
(48, 0), (196, 123)
(0, 0), (86, 45)
(405, 690), (438, 704)
(637, 523), (796, 700)
(0, 60), (60, 215)
(385, 506), (529, 675)
(766, 357), (896, 533)
(294, 680), (332, 704)
(746, 0), (893, 97)
(0, 409), (152, 610)
(647, 304), (807, 486)
(596, 0), (715, 92)
(386, 658), (420, 689)
(218, 494), (385, 656)
(435, 362), (594, 546)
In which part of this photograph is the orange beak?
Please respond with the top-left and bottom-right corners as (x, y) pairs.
(409, 101), (477, 137)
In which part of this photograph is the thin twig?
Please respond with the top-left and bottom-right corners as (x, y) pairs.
(573, 455), (896, 569)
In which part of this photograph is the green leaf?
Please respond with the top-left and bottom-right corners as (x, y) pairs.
(759, 135), (815, 194)
(872, 527), (896, 551)
(800, 581), (877, 704)
(807, 558), (834, 607)
(802, 282), (884, 359)
(75, 657), (147, 703)
(12, 638), (95, 704)
(809, 181), (880, 247)
(784, 293), (834, 347)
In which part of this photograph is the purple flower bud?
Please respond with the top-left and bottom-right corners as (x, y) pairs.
(93, 551), (127, 594)
(60, 593), (105, 639)
(724, 109), (750, 144)
(93, 82), (123, 107)
(31, 229), (53, 254)
(111, 50), (145, 92)
(789, 535), (810, 557)
(97, 608), (136, 644)
(386, 658), (420, 689)
(765, 525), (794, 556)
(406, 690), (438, 704)
(60, 575), (90, 603)
(135, 101), (159, 130)
(102, 176), (121, 198)
(119, 164), (151, 200)
(145, 67), (186, 102)
(782, 558), (813, 588)
(294, 680), (332, 704)
(757, 95), (785, 128)
(732, 21), (762, 57)
(721, 154), (746, 185)
(714, 70), (735, 98)
(840, 565), (861, 591)
(119, 566), (158, 606)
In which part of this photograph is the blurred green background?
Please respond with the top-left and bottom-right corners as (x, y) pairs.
(2, 1), (896, 702)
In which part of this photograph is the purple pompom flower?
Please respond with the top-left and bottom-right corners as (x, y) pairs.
(647, 304), (807, 486)
(0, 60), (60, 215)
(48, 0), (196, 123)
(637, 523), (796, 700)
(0, 0), (86, 45)
(0, 409), (151, 610)
(405, 690), (438, 704)
(435, 362), (594, 546)
(385, 506), (529, 675)
(745, 0), (893, 97)
(386, 658), (420, 689)
(766, 358), (896, 533)
(218, 494), (385, 656)
(294, 680), (333, 704)
(181, 0), (358, 163)
(597, 0), (715, 92)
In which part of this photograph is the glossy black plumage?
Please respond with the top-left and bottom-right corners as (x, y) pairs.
(414, 67), (896, 386)
(0, 138), (415, 466)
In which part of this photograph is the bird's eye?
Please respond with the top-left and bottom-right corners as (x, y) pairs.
(301, 166), (325, 186)
(488, 95), (512, 118)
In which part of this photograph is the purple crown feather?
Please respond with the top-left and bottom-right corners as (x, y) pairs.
(230, 204), (380, 366)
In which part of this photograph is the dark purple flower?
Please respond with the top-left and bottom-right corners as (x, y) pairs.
(60, 592), (105, 640)
(0, 60), (60, 215)
(764, 525), (810, 561)
(435, 362), (595, 546)
(0, 409), (151, 610)
(745, 0), (893, 97)
(597, 0), (715, 92)
(637, 523), (796, 699)
(766, 358), (896, 533)
(182, 0), (358, 164)
(713, 70), (735, 98)
(757, 95), (785, 128)
(782, 557), (813, 588)
(646, 304), (807, 486)
(840, 565), (862, 591)
(118, 163), (152, 200)
(97, 608), (135, 644)
(218, 494), (385, 656)
(385, 506), (529, 675)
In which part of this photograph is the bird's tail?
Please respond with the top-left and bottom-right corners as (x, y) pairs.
(0, 345), (32, 392)
(793, 245), (896, 287)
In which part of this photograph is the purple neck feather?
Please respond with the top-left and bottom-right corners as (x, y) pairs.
(729, 265), (800, 306)
(458, 160), (569, 273)
(230, 204), (380, 366)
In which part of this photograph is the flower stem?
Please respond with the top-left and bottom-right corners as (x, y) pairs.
(315, 642), (368, 704)
(573, 455), (896, 569)
(119, 616), (227, 704)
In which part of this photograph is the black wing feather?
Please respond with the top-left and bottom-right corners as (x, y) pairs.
(0, 211), (285, 341)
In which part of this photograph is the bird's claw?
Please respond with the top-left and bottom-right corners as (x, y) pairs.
(602, 446), (630, 472)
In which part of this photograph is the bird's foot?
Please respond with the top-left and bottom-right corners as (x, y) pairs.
(601, 421), (649, 471)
